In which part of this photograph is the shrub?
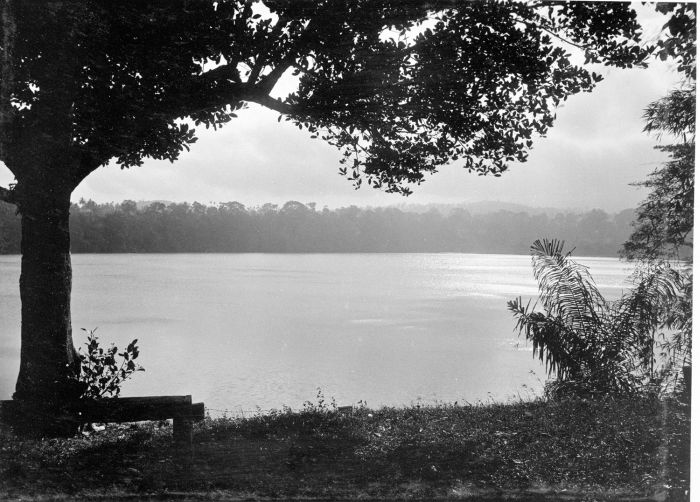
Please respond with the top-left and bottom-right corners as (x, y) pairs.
(508, 239), (685, 397)
(76, 329), (144, 399)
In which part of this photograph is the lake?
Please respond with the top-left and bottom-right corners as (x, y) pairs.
(0, 253), (634, 414)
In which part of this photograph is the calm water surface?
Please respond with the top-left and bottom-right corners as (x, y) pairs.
(0, 253), (633, 413)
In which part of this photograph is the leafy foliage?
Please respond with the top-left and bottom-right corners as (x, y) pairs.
(0, 1), (651, 200)
(642, 89), (695, 140)
(656, 270), (692, 383)
(76, 329), (144, 399)
(284, 1), (650, 193)
(653, 2), (696, 80)
(621, 4), (694, 392)
(622, 144), (694, 261)
(622, 86), (695, 262)
(508, 239), (685, 397)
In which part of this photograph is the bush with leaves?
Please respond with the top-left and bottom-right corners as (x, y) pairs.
(76, 329), (144, 399)
(508, 239), (684, 398)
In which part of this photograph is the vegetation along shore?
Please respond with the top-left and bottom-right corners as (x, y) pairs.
(0, 394), (690, 501)
(0, 200), (638, 257)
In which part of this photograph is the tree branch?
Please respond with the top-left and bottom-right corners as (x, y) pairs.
(172, 73), (300, 124)
(257, 56), (293, 95)
(248, 11), (294, 86)
(244, 91), (297, 115)
(512, 14), (586, 51)
(253, 7), (333, 95)
(0, 184), (15, 205)
(200, 62), (241, 86)
(69, 149), (106, 188)
(176, 78), (247, 117)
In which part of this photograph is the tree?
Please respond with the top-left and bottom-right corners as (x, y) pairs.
(621, 84), (695, 261)
(621, 2), (695, 394)
(622, 2), (695, 261)
(0, 1), (650, 432)
(509, 239), (685, 397)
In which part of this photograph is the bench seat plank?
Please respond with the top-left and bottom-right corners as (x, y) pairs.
(74, 395), (198, 423)
(1, 396), (205, 445)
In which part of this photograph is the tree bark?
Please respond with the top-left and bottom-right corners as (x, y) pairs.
(0, 0), (16, 165)
(11, 184), (81, 435)
(3, 1), (85, 433)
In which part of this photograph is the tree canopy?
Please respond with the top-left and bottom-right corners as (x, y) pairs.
(621, 2), (695, 261)
(1, 1), (651, 204)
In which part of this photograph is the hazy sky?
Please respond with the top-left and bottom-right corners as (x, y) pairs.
(0, 4), (685, 212)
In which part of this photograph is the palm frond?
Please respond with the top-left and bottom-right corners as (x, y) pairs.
(530, 239), (605, 335)
(509, 238), (687, 396)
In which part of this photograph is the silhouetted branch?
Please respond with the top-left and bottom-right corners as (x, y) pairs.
(0, 185), (15, 205)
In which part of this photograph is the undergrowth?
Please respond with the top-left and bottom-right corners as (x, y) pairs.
(0, 393), (690, 500)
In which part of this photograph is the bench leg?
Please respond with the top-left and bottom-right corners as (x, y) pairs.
(173, 416), (193, 446)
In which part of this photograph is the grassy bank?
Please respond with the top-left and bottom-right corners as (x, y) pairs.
(0, 395), (690, 501)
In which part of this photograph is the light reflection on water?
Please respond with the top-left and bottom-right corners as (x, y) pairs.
(0, 253), (632, 414)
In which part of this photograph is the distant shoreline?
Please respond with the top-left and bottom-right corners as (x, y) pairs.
(1, 200), (640, 257)
(0, 250), (630, 259)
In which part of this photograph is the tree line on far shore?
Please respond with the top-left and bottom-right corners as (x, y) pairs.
(0, 199), (637, 256)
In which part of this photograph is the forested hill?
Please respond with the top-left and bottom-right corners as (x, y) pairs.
(0, 200), (636, 257)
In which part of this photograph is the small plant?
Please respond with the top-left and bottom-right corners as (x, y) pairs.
(77, 328), (144, 399)
(302, 388), (337, 413)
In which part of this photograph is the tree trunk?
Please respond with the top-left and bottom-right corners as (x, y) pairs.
(11, 185), (81, 435)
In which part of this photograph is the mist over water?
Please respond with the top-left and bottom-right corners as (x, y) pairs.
(0, 253), (632, 413)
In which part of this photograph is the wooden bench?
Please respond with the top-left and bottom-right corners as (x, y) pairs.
(0, 395), (205, 445)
